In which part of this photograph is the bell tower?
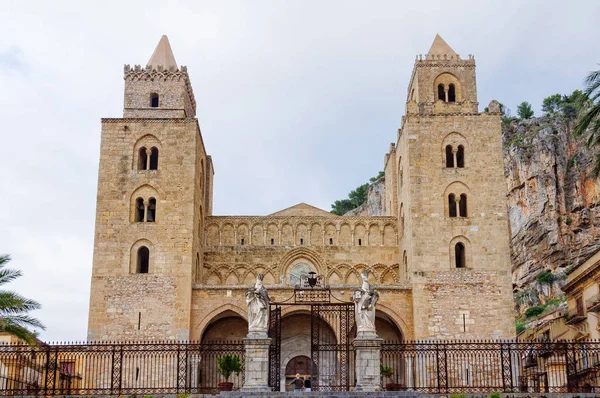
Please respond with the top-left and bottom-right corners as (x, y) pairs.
(384, 34), (514, 340)
(87, 36), (213, 341)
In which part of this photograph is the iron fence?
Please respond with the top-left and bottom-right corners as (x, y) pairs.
(6, 339), (600, 395)
(381, 340), (600, 394)
(0, 341), (244, 396)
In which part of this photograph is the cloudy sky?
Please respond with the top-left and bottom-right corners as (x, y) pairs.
(1, 0), (599, 341)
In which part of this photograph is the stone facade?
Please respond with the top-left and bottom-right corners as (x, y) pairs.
(383, 34), (514, 340)
(88, 34), (514, 352)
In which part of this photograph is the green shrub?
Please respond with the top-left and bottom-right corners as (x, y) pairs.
(517, 101), (534, 119)
(216, 354), (242, 381)
(566, 217), (573, 226)
(516, 320), (527, 334)
(450, 394), (466, 398)
(489, 393), (502, 398)
(380, 364), (393, 379)
(536, 270), (556, 284)
(525, 305), (545, 318)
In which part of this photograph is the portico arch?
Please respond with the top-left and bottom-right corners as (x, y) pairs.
(376, 303), (411, 340)
(278, 311), (337, 391)
(196, 304), (248, 342)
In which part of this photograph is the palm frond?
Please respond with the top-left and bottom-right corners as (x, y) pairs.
(0, 313), (45, 331)
(0, 291), (41, 313)
(584, 69), (600, 90)
(584, 75), (600, 97)
(0, 255), (11, 267)
(575, 102), (600, 137)
(0, 322), (39, 345)
(0, 268), (23, 286)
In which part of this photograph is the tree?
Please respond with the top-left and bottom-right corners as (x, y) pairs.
(517, 101), (534, 119)
(542, 94), (563, 114)
(330, 199), (355, 216)
(369, 171), (384, 183)
(0, 255), (45, 344)
(574, 69), (600, 175)
(330, 172), (384, 215)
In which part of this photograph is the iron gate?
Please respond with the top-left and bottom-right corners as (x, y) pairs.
(267, 288), (355, 392)
(310, 302), (355, 391)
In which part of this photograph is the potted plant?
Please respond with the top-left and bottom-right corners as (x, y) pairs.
(381, 365), (401, 391)
(216, 354), (242, 391)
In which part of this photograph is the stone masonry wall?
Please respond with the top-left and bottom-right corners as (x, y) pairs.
(398, 112), (514, 339)
(88, 118), (205, 341)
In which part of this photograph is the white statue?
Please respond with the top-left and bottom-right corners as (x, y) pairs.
(246, 274), (270, 335)
(353, 270), (379, 335)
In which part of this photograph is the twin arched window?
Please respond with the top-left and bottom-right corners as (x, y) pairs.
(437, 84), (456, 103)
(448, 194), (468, 218)
(138, 147), (159, 170)
(135, 197), (157, 222)
(445, 145), (464, 168)
(137, 246), (150, 273)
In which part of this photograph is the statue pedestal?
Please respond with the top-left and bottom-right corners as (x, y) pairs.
(353, 333), (382, 392)
(240, 335), (272, 392)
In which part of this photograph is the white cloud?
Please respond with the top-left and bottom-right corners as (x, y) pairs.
(0, 0), (599, 341)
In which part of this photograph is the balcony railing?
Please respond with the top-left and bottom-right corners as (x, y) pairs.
(565, 307), (587, 325)
(586, 294), (600, 312)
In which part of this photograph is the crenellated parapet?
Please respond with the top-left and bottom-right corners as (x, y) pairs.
(123, 64), (197, 116)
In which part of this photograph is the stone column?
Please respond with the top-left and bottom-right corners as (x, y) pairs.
(241, 335), (272, 392)
(354, 333), (383, 392)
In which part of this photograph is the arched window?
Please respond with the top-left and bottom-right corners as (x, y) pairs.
(448, 194), (457, 217)
(438, 84), (445, 101)
(150, 93), (159, 108)
(445, 145), (454, 168)
(457, 145), (465, 168)
(455, 243), (465, 268)
(138, 147), (148, 170)
(137, 246), (150, 273)
(147, 198), (156, 222)
(459, 194), (467, 217)
(135, 198), (145, 222)
(289, 263), (314, 287)
(149, 147), (159, 170)
(448, 84), (456, 102)
(403, 251), (408, 279)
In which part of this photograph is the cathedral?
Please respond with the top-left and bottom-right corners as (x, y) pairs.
(87, 33), (515, 372)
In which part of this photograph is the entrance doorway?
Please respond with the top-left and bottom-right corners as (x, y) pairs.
(286, 355), (312, 376)
(268, 288), (356, 392)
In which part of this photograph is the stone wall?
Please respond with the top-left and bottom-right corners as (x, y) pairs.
(88, 118), (208, 341)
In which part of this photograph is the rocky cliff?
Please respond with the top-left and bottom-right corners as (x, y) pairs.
(344, 177), (386, 216)
(505, 116), (600, 311)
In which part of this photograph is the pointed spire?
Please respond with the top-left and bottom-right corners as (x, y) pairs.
(427, 34), (457, 57)
(147, 35), (178, 69)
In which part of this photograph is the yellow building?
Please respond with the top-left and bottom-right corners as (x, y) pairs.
(562, 250), (600, 340)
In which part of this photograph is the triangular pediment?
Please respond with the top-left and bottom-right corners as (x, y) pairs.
(269, 203), (333, 217)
